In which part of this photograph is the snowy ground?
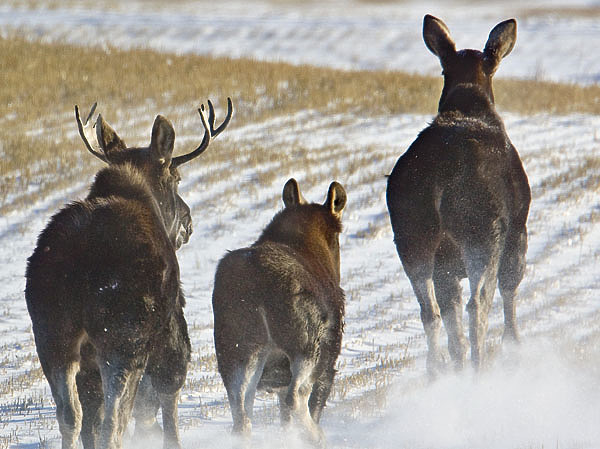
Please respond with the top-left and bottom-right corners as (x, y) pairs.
(2, 0), (600, 84)
(1, 1), (600, 448)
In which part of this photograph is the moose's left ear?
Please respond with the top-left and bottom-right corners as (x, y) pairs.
(150, 115), (175, 166)
(282, 178), (307, 208)
(325, 182), (347, 218)
(483, 19), (517, 74)
(95, 114), (127, 161)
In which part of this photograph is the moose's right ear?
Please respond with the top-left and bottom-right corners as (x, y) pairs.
(423, 14), (456, 62)
(282, 178), (307, 208)
(325, 182), (347, 218)
(95, 114), (126, 160)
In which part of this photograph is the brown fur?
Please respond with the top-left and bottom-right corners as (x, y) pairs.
(386, 16), (531, 375)
(212, 179), (346, 447)
(25, 102), (230, 449)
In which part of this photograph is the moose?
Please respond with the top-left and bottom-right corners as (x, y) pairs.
(386, 15), (531, 375)
(212, 178), (347, 447)
(25, 98), (232, 449)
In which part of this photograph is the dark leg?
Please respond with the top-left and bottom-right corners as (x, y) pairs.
(308, 365), (335, 424)
(285, 357), (324, 447)
(277, 389), (291, 426)
(78, 342), (103, 449)
(404, 267), (444, 376)
(308, 327), (340, 424)
(98, 360), (145, 449)
(133, 374), (162, 443)
(49, 361), (84, 449)
(465, 244), (501, 371)
(221, 351), (267, 437)
(145, 309), (191, 449)
(36, 334), (83, 449)
(498, 230), (527, 343)
(433, 244), (468, 371)
(391, 214), (444, 377)
(158, 391), (182, 449)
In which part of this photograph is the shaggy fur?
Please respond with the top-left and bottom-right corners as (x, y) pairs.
(386, 15), (531, 375)
(25, 108), (212, 449)
(212, 179), (346, 447)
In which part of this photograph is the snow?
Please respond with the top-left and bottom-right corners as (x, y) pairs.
(1, 1), (600, 449)
(2, 0), (600, 84)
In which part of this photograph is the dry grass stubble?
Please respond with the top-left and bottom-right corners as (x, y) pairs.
(1, 35), (600, 215)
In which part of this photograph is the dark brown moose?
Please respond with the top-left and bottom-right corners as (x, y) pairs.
(386, 15), (531, 375)
(25, 98), (232, 449)
(212, 178), (347, 447)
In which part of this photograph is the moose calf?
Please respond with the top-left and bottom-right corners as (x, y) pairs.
(213, 178), (347, 447)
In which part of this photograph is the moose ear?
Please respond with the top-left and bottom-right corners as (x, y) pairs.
(423, 14), (456, 62)
(150, 115), (175, 166)
(483, 19), (517, 74)
(325, 182), (347, 218)
(95, 114), (126, 160)
(282, 178), (307, 208)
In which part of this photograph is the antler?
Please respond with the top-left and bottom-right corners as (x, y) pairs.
(74, 102), (108, 163)
(171, 97), (233, 167)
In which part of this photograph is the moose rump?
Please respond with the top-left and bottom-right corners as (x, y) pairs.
(212, 179), (347, 446)
(26, 187), (189, 447)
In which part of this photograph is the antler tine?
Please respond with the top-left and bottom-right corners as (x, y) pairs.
(171, 98), (233, 167)
(171, 103), (212, 168)
(210, 97), (233, 138)
(75, 103), (108, 163)
(207, 99), (216, 132)
(85, 102), (97, 125)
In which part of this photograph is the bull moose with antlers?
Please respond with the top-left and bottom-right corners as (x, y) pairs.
(25, 98), (232, 449)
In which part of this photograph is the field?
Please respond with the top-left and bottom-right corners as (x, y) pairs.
(1, 1), (600, 448)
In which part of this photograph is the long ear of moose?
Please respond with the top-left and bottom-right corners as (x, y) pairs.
(150, 115), (176, 166)
(95, 114), (126, 160)
(423, 14), (456, 62)
(282, 178), (307, 208)
(325, 182), (347, 218)
(483, 19), (517, 74)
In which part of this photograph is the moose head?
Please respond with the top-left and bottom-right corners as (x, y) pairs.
(74, 98), (233, 249)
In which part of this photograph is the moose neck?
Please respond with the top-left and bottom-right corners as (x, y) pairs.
(438, 83), (498, 121)
(88, 164), (152, 203)
(87, 164), (173, 242)
(256, 206), (342, 283)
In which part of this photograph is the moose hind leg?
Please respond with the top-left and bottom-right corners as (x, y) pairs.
(397, 237), (444, 376)
(465, 245), (501, 371)
(498, 230), (527, 343)
(47, 361), (83, 449)
(308, 364), (335, 424)
(132, 374), (162, 443)
(223, 352), (267, 437)
(408, 276), (444, 376)
(98, 361), (145, 449)
(285, 357), (324, 447)
(77, 345), (104, 449)
(433, 259), (467, 371)
(157, 391), (184, 449)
